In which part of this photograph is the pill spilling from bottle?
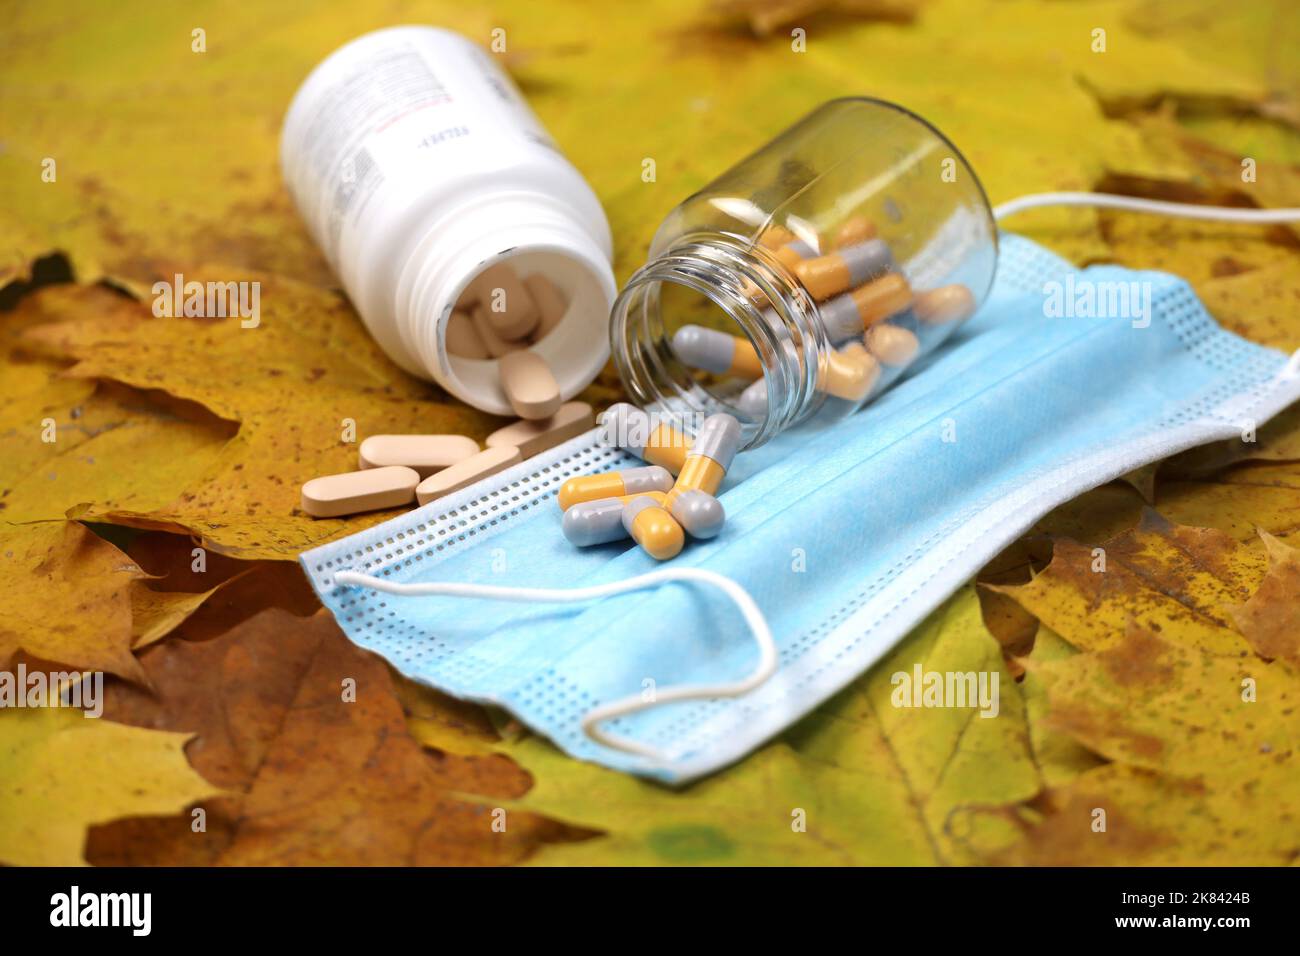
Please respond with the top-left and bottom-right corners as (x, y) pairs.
(664, 211), (976, 426)
(299, 401), (595, 517)
(552, 403), (736, 562)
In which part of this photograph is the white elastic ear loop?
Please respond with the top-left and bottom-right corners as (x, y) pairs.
(993, 192), (1300, 224)
(331, 567), (778, 764)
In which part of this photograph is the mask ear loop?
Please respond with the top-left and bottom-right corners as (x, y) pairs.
(332, 568), (777, 764)
(993, 192), (1300, 224)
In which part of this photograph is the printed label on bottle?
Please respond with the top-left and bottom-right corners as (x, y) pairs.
(286, 33), (556, 263)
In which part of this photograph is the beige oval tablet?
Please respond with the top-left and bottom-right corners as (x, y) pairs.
(446, 309), (489, 359)
(358, 434), (480, 479)
(864, 324), (919, 367)
(821, 342), (881, 402)
(471, 304), (519, 358)
(485, 401), (594, 459)
(301, 465), (419, 518)
(914, 284), (975, 324)
(473, 264), (539, 341)
(523, 273), (567, 343)
(416, 445), (522, 505)
(498, 350), (562, 420)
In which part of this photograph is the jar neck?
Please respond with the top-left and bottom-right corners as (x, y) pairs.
(610, 234), (829, 449)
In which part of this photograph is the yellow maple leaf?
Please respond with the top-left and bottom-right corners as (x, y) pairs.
(0, 707), (223, 866)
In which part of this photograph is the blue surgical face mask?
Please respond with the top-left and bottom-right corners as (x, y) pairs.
(301, 234), (1300, 784)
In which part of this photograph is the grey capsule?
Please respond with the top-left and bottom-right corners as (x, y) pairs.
(599, 402), (651, 457)
(841, 238), (893, 285)
(821, 291), (865, 343)
(671, 325), (736, 375)
(735, 378), (768, 420)
(621, 465), (674, 495)
(669, 489), (726, 540)
(563, 497), (633, 547)
(690, 413), (743, 471)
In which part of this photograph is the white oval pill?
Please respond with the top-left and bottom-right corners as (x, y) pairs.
(358, 434), (481, 479)
(498, 350), (562, 420)
(301, 466), (420, 518)
(485, 401), (594, 459)
(415, 446), (522, 505)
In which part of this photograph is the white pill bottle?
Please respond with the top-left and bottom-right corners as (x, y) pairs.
(281, 26), (616, 414)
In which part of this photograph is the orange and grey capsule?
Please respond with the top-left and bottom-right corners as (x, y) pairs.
(669, 489), (726, 540)
(562, 492), (667, 547)
(622, 495), (685, 561)
(820, 272), (913, 341)
(672, 325), (764, 380)
(666, 413), (742, 505)
(794, 238), (893, 301)
(771, 237), (818, 270)
(599, 403), (692, 474)
(557, 465), (674, 511)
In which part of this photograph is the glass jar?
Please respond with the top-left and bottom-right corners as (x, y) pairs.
(610, 97), (998, 449)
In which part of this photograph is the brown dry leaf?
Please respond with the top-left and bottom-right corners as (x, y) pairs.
(990, 509), (1267, 658)
(978, 482), (1153, 655)
(711, 0), (917, 37)
(1162, 402), (1300, 480)
(984, 762), (1294, 866)
(91, 607), (577, 865)
(1117, 462), (1159, 504)
(993, 623), (1300, 865)
(24, 279), (501, 559)
(391, 672), (504, 758)
(130, 578), (230, 650)
(980, 511), (1300, 865)
(0, 521), (146, 682)
(1229, 530), (1300, 667)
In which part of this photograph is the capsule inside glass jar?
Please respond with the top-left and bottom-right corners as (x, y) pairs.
(610, 97), (997, 449)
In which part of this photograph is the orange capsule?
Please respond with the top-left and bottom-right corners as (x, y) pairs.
(820, 273), (913, 341)
(622, 496), (685, 560)
(557, 465), (675, 511)
(663, 413), (742, 510)
(599, 404), (692, 475)
(794, 239), (892, 300)
(671, 325), (764, 380)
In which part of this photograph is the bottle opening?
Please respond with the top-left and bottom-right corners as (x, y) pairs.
(611, 237), (826, 449)
(441, 247), (613, 416)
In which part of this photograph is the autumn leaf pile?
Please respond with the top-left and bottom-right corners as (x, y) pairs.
(2, 0), (1298, 865)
